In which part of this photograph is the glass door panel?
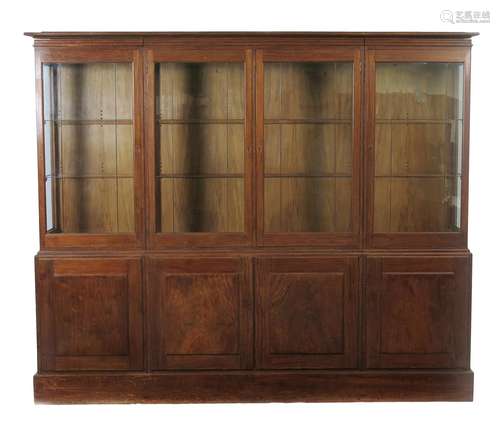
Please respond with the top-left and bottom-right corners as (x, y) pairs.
(374, 62), (464, 233)
(257, 48), (361, 247)
(155, 62), (245, 233)
(42, 62), (134, 234)
(263, 62), (353, 233)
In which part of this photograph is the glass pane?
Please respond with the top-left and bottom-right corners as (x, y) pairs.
(155, 62), (245, 233)
(42, 63), (134, 233)
(264, 62), (353, 232)
(374, 63), (463, 232)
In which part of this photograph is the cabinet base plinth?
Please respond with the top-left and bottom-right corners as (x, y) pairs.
(34, 370), (473, 403)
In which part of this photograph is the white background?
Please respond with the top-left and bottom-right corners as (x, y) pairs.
(0, 0), (498, 423)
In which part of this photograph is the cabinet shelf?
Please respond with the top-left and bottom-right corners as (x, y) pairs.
(45, 175), (133, 180)
(265, 173), (352, 178)
(264, 118), (352, 124)
(375, 174), (462, 178)
(44, 119), (133, 126)
(157, 119), (244, 124)
(375, 118), (462, 124)
(157, 174), (243, 179)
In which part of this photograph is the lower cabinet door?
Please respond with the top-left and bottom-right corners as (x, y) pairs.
(255, 256), (359, 369)
(147, 257), (253, 370)
(36, 257), (144, 371)
(366, 255), (471, 369)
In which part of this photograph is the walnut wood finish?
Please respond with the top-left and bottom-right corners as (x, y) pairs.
(365, 255), (471, 368)
(36, 257), (143, 371)
(147, 256), (253, 370)
(256, 256), (359, 369)
(34, 370), (473, 403)
(27, 32), (476, 404)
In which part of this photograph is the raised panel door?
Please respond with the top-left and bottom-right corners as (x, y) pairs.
(36, 257), (143, 371)
(256, 256), (359, 369)
(365, 255), (471, 368)
(147, 257), (253, 369)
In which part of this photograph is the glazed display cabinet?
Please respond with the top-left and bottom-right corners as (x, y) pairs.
(26, 32), (475, 403)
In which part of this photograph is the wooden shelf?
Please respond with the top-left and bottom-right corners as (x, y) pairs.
(46, 175), (133, 179)
(264, 118), (352, 124)
(157, 174), (244, 179)
(265, 173), (352, 178)
(375, 118), (463, 124)
(375, 174), (462, 178)
(156, 119), (244, 124)
(44, 119), (133, 126)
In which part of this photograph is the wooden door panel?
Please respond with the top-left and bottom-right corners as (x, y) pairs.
(147, 257), (252, 370)
(366, 256), (471, 368)
(268, 273), (345, 354)
(256, 256), (359, 369)
(36, 257), (143, 371)
(53, 275), (129, 356)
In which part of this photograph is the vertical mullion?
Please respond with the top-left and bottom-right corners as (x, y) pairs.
(114, 64), (120, 231)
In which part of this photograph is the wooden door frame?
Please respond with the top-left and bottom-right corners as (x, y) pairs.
(364, 47), (471, 249)
(35, 47), (145, 250)
(255, 47), (363, 247)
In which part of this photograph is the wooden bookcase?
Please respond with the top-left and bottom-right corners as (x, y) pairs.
(26, 32), (476, 403)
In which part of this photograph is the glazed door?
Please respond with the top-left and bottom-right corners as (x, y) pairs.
(256, 48), (362, 247)
(145, 49), (253, 248)
(365, 48), (470, 249)
(147, 257), (253, 370)
(36, 48), (144, 249)
(255, 256), (359, 369)
(365, 256), (471, 368)
(36, 257), (143, 371)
